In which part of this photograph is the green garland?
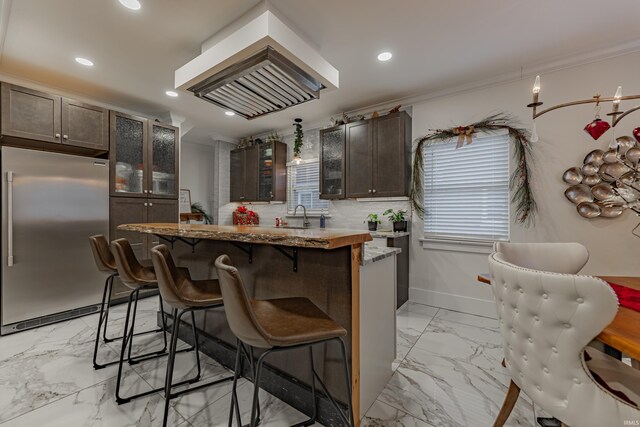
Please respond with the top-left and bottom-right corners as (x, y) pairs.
(410, 113), (536, 225)
(293, 118), (303, 157)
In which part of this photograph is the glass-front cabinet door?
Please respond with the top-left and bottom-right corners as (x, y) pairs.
(258, 142), (274, 201)
(319, 125), (345, 199)
(110, 111), (147, 197)
(148, 122), (179, 198)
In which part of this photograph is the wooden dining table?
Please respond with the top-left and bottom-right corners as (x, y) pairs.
(477, 274), (640, 361)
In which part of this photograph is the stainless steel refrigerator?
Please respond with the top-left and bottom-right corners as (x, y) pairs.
(1, 147), (109, 335)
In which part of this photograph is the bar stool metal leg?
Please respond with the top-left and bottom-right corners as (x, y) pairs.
(162, 308), (181, 427)
(93, 273), (116, 369)
(161, 308), (234, 427)
(229, 339), (243, 427)
(127, 291), (169, 365)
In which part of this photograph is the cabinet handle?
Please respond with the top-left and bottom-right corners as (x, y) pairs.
(149, 203), (153, 207)
(372, 189), (377, 194)
(368, 189), (372, 193)
(144, 190), (148, 194)
(144, 202), (148, 207)
(149, 190), (153, 194)
(55, 133), (60, 139)
(63, 135), (68, 140)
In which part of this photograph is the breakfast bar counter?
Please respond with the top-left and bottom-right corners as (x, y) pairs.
(118, 223), (394, 425)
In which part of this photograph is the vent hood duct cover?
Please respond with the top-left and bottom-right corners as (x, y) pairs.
(189, 46), (324, 120)
(175, 9), (338, 120)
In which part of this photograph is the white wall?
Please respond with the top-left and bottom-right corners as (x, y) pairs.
(180, 140), (217, 221)
(409, 52), (640, 317)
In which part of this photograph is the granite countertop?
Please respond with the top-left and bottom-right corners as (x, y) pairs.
(370, 231), (411, 238)
(362, 244), (402, 265)
(118, 223), (372, 250)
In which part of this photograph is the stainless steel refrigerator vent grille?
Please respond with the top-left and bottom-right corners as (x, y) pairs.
(2, 304), (99, 335)
(188, 47), (324, 120)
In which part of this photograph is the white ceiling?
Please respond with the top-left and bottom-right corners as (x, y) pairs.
(2, 0), (640, 142)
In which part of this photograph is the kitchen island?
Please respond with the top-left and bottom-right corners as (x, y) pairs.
(118, 223), (397, 425)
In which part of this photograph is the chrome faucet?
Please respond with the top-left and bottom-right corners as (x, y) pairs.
(293, 204), (311, 228)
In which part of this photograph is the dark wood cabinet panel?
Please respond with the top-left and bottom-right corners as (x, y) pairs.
(244, 145), (259, 201)
(257, 141), (287, 201)
(109, 197), (148, 260)
(148, 121), (179, 199)
(231, 143), (285, 202)
(147, 199), (178, 250)
(373, 112), (411, 197)
(1, 83), (61, 144)
(61, 98), (108, 150)
(319, 125), (345, 199)
(230, 149), (243, 202)
(345, 121), (373, 198)
(109, 197), (177, 299)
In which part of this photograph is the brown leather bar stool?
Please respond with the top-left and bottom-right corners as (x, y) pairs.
(150, 244), (234, 427)
(110, 238), (198, 405)
(215, 254), (355, 427)
(88, 235), (164, 369)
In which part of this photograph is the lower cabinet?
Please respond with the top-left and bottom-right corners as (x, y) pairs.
(109, 197), (178, 299)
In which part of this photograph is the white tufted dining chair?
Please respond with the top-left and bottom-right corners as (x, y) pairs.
(489, 248), (640, 427)
(493, 242), (589, 274)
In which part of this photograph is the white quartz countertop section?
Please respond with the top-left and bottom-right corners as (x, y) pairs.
(362, 244), (402, 265)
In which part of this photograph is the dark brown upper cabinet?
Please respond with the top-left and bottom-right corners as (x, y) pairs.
(325, 111), (412, 199)
(61, 98), (109, 150)
(230, 142), (286, 202)
(346, 120), (373, 198)
(319, 125), (346, 199)
(110, 111), (178, 199)
(1, 82), (109, 150)
(257, 141), (286, 201)
(230, 146), (258, 202)
(372, 111), (412, 197)
(2, 83), (61, 144)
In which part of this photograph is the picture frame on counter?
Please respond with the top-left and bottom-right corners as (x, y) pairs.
(179, 189), (192, 213)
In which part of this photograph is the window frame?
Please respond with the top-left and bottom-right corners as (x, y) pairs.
(286, 158), (329, 216)
(421, 132), (511, 247)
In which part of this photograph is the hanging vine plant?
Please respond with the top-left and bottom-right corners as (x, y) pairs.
(293, 118), (304, 159)
(410, 113), (537, 225)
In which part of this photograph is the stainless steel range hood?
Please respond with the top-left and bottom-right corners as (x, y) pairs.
(188, 46), (324, 120)
(175, 8), (338, 120)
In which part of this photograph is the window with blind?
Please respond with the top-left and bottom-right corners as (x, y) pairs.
(287, 159), (329, 214)
(423, 133), (510, 241)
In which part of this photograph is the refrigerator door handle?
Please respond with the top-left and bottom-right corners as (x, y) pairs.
(6, 171), (13, 267)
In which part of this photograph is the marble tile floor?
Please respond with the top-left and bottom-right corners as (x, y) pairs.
(0, 298), (540, 426)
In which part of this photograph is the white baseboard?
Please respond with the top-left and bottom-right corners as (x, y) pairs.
(409, 287), (497, 319)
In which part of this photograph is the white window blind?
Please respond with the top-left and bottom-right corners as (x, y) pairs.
(287, 160), (329, 214)
(423, 133), (510, 241)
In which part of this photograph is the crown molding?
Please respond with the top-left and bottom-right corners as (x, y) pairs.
(344, 38), (640, 117)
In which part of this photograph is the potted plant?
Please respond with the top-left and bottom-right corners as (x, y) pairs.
(364, 213), (382, 231)
(384, 209), (408, 232)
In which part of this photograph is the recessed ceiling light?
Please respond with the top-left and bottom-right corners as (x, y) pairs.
(165, 90), (178, 97)
(118, 0), (141, 10)
(225, 111), (235, 116)
(75, 57), (94, 67)
(377, 51), (393, 62)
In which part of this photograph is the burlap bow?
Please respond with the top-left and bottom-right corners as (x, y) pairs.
(453, 125), (475, 148)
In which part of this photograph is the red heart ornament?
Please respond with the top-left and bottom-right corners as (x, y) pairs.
(584, 118), (610, 140)
(633, 127), (640, 144)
